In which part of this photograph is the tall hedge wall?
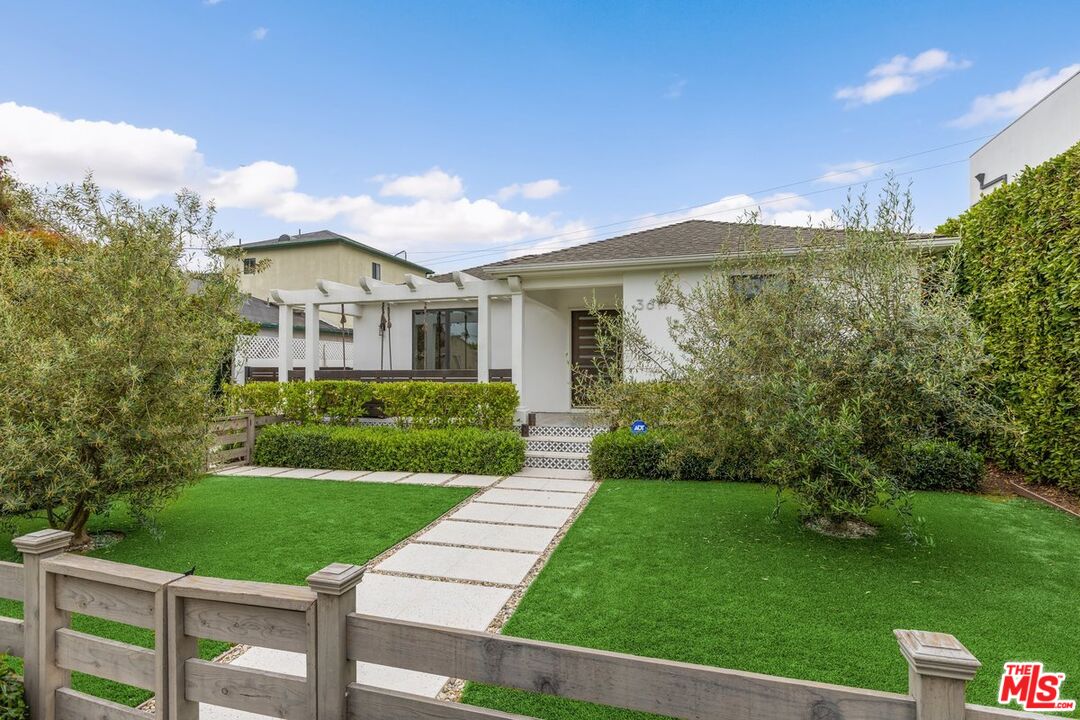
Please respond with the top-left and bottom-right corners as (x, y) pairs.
(945, 141), (1079, 491)
(224, 380), (518, 430)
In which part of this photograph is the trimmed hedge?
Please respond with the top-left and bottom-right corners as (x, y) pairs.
(589, 428), (754, 481)
(942, 140), (1080, 491)
(225, 381), (518, 430)
(254, 423), (524, 476)
(896, 439), (984, 492)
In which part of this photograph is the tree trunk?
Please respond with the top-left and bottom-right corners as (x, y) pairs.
(61, 502), (92, 547)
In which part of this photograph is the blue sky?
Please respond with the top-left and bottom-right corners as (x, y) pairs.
(2, 0), (1078, 272)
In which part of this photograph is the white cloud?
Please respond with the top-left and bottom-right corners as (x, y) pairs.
(949, 64), (1080, 128)
(0, 101), (579, 257)
(495, 178), (565, 201)
(664, 77), (687, 100)
(378, 168), (464, 201)
(251, 27), (268, 41)
(203, 0), (224, 5)
(818, 160), (877, 185)
(0, 101), (203, 198)
(836, 49), (970, 106)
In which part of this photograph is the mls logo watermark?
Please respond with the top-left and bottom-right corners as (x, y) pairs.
(999, 662), (1076, 712)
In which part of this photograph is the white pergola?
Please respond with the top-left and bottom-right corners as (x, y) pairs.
(268, 271), (523, 391)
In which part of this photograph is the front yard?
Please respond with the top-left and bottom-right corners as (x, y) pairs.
(0, 475), (474, 705)
(464, 480), (1080, 719)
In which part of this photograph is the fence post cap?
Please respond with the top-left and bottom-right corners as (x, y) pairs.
(895, 629), (981, 680)
(13, 529), (73, 554)
(307, 563), (365, 595)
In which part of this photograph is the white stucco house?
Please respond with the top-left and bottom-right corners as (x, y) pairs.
(969, 68), (1079, 204)
(253, 220), (955, 423)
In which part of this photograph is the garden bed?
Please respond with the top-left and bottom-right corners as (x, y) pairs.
(0, 475), (474, 706)
(464, 480), (1080, 718)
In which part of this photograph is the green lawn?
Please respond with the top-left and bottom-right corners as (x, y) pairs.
(1, 475), (473, 706)
(464, 480), (1080, 719)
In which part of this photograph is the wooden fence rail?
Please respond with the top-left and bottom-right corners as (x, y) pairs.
(0, 532), (1060, 720)
(207, 414), (284, 470)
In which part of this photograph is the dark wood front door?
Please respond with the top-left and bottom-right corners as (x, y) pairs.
(570, 309), (619, 407)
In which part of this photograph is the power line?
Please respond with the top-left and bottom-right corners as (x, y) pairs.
(423, 155), (971, 271)
(416, 134), (991, 268)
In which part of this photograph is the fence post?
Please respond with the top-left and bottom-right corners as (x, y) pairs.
(895, 630), (981, 720)
(244, 411), (256, 463)
(307, 563), (365, 720)
(14, 530), (73, 720)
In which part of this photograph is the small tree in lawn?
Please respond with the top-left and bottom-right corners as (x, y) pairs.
(588, 179), (1002, 540)
(0, 159), (249, 545)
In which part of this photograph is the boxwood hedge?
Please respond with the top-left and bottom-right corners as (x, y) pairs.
(254, 423), (524, 476)
(225, 380), (518, 430)
(942, 140), (1080, 491)
(589, 428), (754, 481)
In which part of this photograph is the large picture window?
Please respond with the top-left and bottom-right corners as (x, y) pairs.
(412, 308), (478, 370)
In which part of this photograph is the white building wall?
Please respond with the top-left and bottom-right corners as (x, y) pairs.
(621, 268), (711, 380)
(969, 71), (1080, 204)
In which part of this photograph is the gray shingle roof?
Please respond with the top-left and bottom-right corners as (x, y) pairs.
(479, 220), (940, 273)
(237, 229), (433, 274)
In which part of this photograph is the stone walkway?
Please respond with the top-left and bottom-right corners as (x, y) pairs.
(202, 465), (596, 719)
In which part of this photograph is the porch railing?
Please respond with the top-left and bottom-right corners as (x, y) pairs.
(0, 529), (1056, 720)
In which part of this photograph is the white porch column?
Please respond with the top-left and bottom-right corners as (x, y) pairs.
(477, 290), (490, 382)
(510, 291), (526, 417)
(277, 303), (293, 382)
(304, 302), (319, 381)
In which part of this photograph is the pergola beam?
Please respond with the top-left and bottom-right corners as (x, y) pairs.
(269, 278), (512, 307)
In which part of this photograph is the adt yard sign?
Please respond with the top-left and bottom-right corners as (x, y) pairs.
(630, 419), (648, 435)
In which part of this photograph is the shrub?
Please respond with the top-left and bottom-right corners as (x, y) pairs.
(589, 428), (754, 481)
(224, 381), (518, 430)
(941, 140), (1080, 492)
(898, 440), (984, 492)
(0, 671), (28, 720)
(254, 424), (524, 476)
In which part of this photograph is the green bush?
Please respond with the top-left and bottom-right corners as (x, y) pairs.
(254, 424), (524, 476)
(589, 428), (753, 481)
(942, 141), (1080, 492)
(898, 440), (984, 492)
(224, 381), (518, 430)
(0, 671), (28, 720)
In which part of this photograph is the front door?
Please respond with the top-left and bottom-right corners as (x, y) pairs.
(570, 309), (619, 407)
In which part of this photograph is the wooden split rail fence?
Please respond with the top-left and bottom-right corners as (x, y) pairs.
(0, 529), (1055, 720)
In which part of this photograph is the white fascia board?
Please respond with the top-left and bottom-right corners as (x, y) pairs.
(270, 278), (512, 306)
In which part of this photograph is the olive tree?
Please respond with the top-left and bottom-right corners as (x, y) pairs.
(0, 159), (248, 544)
(589, 181), (1002, 538)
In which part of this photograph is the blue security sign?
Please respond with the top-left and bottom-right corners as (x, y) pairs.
(630, 419), (648, 435)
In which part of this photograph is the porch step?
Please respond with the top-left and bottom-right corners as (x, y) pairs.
(526, 450), (589, 461)
(515, 466), (594, 481)
(525, 437), (593, 454)
(524, 450), (590, 472)
(526, 425), (606, 440)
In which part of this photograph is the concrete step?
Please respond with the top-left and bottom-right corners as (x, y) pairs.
(524, 434), (594, 445)
(527, 425), (606, 439)
(514, 467), (593, 481)
(526, 439), (593, 455)
(525, 450), (590, 461)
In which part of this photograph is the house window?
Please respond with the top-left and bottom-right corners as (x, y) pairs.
(413, 308), (478, 370)
(371, 262), (382, 280)
(730, 273), (780, 301)
(243, 258), (257, 274)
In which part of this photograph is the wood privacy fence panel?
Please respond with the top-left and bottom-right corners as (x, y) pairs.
(207, 414), (284, 470)
(3, 533), (1061, 720)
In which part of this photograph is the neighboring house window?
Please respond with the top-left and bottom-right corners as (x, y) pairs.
(730, 273), (780, 301)
(243, 258), (257, 274)
(413, 308), (478, 370)
(371, 262), (382, 280)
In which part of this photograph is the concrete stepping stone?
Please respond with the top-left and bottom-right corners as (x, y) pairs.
(499, 476), (593, 493)
(478, 488), (583, 508)
(274, 468), (330, 479)
(314, 470), (370, 481)
(355, 573), (511, 629)
(241, 467), (292, 477)
(445, 474), (502, 487)
(401, 472), (455, 485)
(515, 466), (592, 481)
(417, 520), (558, 553)
(356, 662), (448, 698)
(376, 543), (538, 585)
(450, 502), (574, 528)
(357, 471), (413, 483)
(210, 465), (254, 476)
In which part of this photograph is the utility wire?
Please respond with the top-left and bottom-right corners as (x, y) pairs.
(415, 134), (991, 267)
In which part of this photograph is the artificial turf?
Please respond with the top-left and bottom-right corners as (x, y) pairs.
(463, 480), (1080, 719)
(0, 475), (473, 706)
